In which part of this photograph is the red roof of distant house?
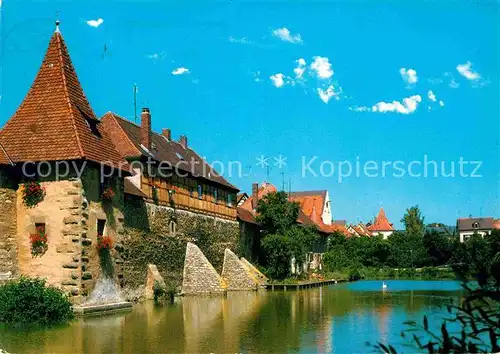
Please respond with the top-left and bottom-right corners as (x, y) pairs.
(0, 29), (127, 171)
(367, 208), (394, 231)
(493, 219), (500, 229)
(239, 182), (278, 211)
(289, 190), (327, 218)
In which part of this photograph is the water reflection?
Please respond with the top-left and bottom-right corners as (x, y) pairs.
(0, 280), (463, 353)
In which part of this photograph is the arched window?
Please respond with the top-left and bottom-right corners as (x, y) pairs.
(169, 221), (177, 235)
(472, 222), (480, 229)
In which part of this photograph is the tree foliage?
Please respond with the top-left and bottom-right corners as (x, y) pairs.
(257, 191), (319, 279)
(401, 205), (425, 236)
(0, 277), (74, 325)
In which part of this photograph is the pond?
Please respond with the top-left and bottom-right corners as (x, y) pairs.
(0, 280), (464, 353)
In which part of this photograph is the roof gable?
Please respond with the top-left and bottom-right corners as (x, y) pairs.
(367, 208), (394, 231)
(0, 30), (126, 169)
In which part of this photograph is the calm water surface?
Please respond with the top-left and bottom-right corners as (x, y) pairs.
(0, 280), (463, 353)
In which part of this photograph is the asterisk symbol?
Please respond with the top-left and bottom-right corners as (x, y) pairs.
(256, 155), (270, 168)
(274, 155), (287, 168)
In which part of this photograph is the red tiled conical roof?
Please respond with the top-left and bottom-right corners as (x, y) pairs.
(0, 28), (127, 170)
(367, 208), (394, 231)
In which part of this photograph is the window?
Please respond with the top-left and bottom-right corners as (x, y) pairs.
(169, 221), (177, 235)
(472, 222), (480, 229)
(197, 184), (203, 199)
(35, 223), (46, 236)
(213, 189), (218, 203)
(227, 193), (234, 207)
(189, 187), (194, 198)
(97, 219), (106, 237)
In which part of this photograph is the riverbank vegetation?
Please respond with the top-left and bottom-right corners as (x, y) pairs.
(0, 277), (73, 326)
(323, 206), (499, 281)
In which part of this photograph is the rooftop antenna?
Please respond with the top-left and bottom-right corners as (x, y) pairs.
(288, 177), (291, 200)
(133, 84), (138, 123)
(281, 172), (285, 191)
(266, 163), (271, 181)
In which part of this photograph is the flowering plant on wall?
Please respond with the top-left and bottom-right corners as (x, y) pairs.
(97, 235), (113, 250)
(22, 181), (46, 208)
(100, 187), (115, 201)
(30, 226), (48, 257)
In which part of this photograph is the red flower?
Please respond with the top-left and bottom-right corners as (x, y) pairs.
(97, 235), (113, 250)
(101, 187), (115, 201)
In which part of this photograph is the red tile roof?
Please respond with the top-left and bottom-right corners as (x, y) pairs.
(289, 190), (327, 217)
(367, 208), (394, 231)
(101, 112), (238, 191)
(0, 30), (127, 171)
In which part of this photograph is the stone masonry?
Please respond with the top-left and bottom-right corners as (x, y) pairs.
(145, 264), (166, 300)
(221, 249), (260, 291)
(240, 257), (268, 286)
(0, 188), (18, 278)
(182, 242), (226, 295)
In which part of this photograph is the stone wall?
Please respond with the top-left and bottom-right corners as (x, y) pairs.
(221, 249), (259, 291)
(182, 242), (226, 295)
(0, 188), (18, 277)
(14, 166), (125, 304)
(121, 199), (240, 290)
(16, 178), (85, 302)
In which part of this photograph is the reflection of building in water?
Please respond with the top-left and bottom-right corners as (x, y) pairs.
(377, 303), (392, 344)
(317, 316), (333, 353)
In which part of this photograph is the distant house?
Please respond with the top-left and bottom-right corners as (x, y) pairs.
(457, 217), (500, 242)
(425, 223), (456, 237)
(236, 182), (349, 267)
(367, 208), (395, 239)
(347, 223), (372, 237)
(237, 193), (248, 206)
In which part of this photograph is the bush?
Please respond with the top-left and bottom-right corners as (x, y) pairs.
(348, 266), (362, 281)
(0, 277), (73, 325)
(153, 280), (177, 305)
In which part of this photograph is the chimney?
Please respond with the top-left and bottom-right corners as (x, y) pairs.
(252, 183), (259, 210)
(162, 128), (171, 141)
(141, 108), (151, 150)
(179, 135), (188, 149)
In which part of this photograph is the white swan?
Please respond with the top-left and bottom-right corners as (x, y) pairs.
(382, 281), (387, 289)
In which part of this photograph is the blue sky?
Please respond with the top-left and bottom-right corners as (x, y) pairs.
(1, 0), (499, 227)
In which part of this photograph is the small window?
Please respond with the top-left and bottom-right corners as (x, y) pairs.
(97, 219), (106, 237)
(227, 194), (233, 207)
(472, 222), (480, 229)
(175, 152), (184, 160)
(169, 221), (177, 235)
(35, 223), (46, 236)
(189, 187), (194, 198)
(213, 189), (218, 203)
(197, 184), (203, 199)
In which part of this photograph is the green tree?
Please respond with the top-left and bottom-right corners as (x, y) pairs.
(423, 230), (453, 266)
(256, 191), (299, 234)
(401, 205), (425, 236)
(257, 191), (319, 279)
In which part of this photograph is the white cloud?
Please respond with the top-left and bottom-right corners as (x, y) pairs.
(427, 90), (436, 102)
(86, 18), (104, 28)
(172, 67), (190, 75)
(439, 100), (444, 107)
(272, 28), (303, 44)
(351, 95), (422, 114)
(294, 58), (306, 79)
(270, 73), (285, 88)
(317, 85), (338, 104)
(399, 68), (418, 85)
(456, 61), (480, 81)
(310, 56), (333, 79)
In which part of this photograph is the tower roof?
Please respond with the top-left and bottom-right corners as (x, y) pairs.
(0, 27), (127, 170)
(367, 208), (394, 231)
